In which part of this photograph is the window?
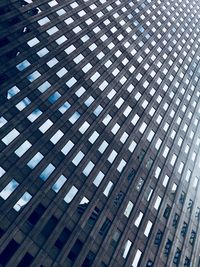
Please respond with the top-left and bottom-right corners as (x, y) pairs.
(93, 171), (105, 187)
(139, 122), (147, 134)
(16, 60), (30, 71)
(171, 154), (177, 166)
(0, 117), (7, 128)
(0, 239), (19, 266)
(99, 218), (111, 236)
(103, 181), (113, 197)
(16, 97), (31, 111)
(17, 252), (34, 267)
(136, 178), (144, 191)
(164, 239), (172, 256)
(37, 47), (49, 57)
(128, 140), (137, 152)
(98, 141), (109, 153)
(173, 248), (181, 265)
(56, 68), (67, 78)
(144, 221), (153, 237)
(163, 146), (169, 158)
(27, 37), (39, 47)
(46, 26), (58, 35)
(27, 109), (42, 122)
(117, 159), (126, 172)
(110, 229), (121, 248)
(28, 203), (45, 225)
(124, 201), (134, 217)
(147, 130), (155, 142)
(132, 249), (142, 267)
(155, 167), (161, 179)
(131, 114), (140, 125)
(79, 122), (90, 134)
(66, 77), (77, 88)
(123, 240), (132, 258)
(111, 123), (120, 134)
(134, 211), (143, 227)
(155, 139), (162, 150)
(13, 192), (32, 211)
(52, 175), (67, 193)
(59, 101), (71, 114)
(93, 105), (103, 116)
(27, 152), (44, 169)
(55, 227), (71, 249)
(2, 129), (20, 145)
(120, 132), (129, 143)
(15, 141), (32, 157)
(38, 17), (50, 26)
(0, 179), (19, 200)
(39, 119), (53, 133)
(38, 81), (51, 93)
(40, 164), (55, 181)
(61, 140), (74, 155)
(83, 161), (95, 176)
(154, 196), (162, 210)
(68, 239), (83, 262)
(163, 175), (169, 187)
(50, 130), (64, 144)
(108, 150), (117, 163)
(64, 186), (78, 203)
(85, 96), (94, 107)
(0, 167), (5, 178)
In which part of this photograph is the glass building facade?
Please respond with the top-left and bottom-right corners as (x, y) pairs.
(1, 0), (200, 266)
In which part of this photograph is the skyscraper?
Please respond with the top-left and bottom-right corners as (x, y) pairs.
(1, 0), (200, 266)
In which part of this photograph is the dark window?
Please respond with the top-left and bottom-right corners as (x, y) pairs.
(179, 191), (186, 204)
(195, 208), (200, 221)
(55, 227), (71, 249)
(110, 229), (121, 248)
(146, 158), (153, 170)
(99, 218), (112, 236)
(68, 239), (83, 262)
(41, 216), (58, 238)
(163, 205), (171, 219)
(173, 248), (181, 265)
(187, 199), (193, 212)
(0, 239), (19, 265)
(28, 204), (45, 225)
(127, 169), (136, 181)
(184, 257), (190, 267)
(82, 251), (95, 267)
(137, 149), (145, 162)
(114, 191), (124, 206)
(154, 230), (163, 246)
(189, 230), (196, 246)
(17, 252), (34, 267)
(87, 207), (100, 226)
(180, 222), (188, 237)
(164, 239), (172, 256)
(172, 213), (179, 228)
(77, 202), (88, 215)
(146, 260), (154, 266)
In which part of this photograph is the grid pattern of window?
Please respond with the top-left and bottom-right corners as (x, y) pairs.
(1, 0), (200, 266)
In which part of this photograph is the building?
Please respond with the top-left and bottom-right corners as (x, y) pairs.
(0, 0), (200, 266)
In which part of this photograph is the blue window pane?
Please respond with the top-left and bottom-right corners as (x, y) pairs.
(48, 92), (61, 103)
(16, 60), (30, 71)
(52, 175), (67, 192)
(0, 179), (19, 200)
(40, 163), (55, 181)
